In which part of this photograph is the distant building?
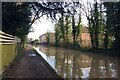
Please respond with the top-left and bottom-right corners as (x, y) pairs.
(78, 27), (91, 47)
(69, 26), (91, 47)
(39, 33), (47, 43)
(39, 27), (91, 47)
(39, 32), (55, 45)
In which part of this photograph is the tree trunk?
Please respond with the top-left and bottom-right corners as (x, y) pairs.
(104, 32), (108, 49)
(72, 15), (76, 48)
(90, 33), (95, 48)
(94, 2), (99, 48)
(61, 11), (66, 46)
(114, 2), (120, 51)
(88, 17), (95, 48)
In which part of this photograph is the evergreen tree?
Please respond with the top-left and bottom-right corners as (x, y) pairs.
(2, 2), (32, 47)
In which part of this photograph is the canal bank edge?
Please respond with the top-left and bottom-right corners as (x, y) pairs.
(33, 47), (63, 79)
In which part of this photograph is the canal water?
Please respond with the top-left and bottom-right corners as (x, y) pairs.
(34, 45), (120, 79)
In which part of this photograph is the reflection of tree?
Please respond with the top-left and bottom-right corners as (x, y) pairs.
(76, 55), (82, 78)
(66, 51), (69, 78)
(109, 61), (118, 78)
(38, 45), (119, 79)
(55, 48), (62, 73)
(90, 57), (119, 78)
(94, 59), (100, 78)
(118, 60), (120, 80)
(54, 48), (68, 78)
(72, 53), (76, 78)
(105, 60), (109, 78)
(60, 50), (66, 77)
(90, 58), (100, 78)
(55, 48), (58, 70)
(71, 52), (84, 78)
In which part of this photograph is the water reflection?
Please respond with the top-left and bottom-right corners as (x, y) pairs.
(34, 45), (120, 79)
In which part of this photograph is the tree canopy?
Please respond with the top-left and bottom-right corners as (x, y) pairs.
(2, 2), (32, 38)
(2, 1), (120, 52)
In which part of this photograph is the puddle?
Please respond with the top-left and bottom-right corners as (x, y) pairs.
(28, 54), (36, 57)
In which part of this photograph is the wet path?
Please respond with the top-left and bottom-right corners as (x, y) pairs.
(4, 46), (61, 79)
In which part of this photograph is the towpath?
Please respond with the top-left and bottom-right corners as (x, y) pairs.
(3, 45), (62, 79)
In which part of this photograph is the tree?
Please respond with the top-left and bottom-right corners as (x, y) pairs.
(71, 14), (82, 48)
(80, 0), (96, 48)
(99, 4), (105, 48)
(2, 2), (32, 47)
(60, 11), (66, 45)
(92, 2), (99, 48)
(75, 14), (82, 47)
(64, 15), (71, 46)
(55, 21), (62, 46)
(103, 2), (114, 49)
(55, 24), (59, 46)
(103, 2), (120, 51)
(114, 2), (120, 51)
(72, 15), (76, 47)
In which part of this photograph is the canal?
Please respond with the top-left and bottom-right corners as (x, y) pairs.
(34, 45), (120, 79)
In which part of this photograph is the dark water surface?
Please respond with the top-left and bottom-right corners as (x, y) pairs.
(34, 45), (120, 79)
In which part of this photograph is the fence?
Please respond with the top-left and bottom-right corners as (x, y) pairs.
(0, 30), (21, 75)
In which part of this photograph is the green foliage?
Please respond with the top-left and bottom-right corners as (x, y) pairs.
(104, 2), (120, 50)
(64, 15), (71, 45)
(71, 14), (82, 47)
(54, 14), (82, 48)
(71, 15), (76, 46)
(88, 2), (105, 48)
(103, 2), (115, 49)
(60, 12), (65, 43)
(2, 2), (32, 43)
(6, 1), (118, 52)
(55, 15), (72, 47)
(55, 23), (61, 46)
(76, 15), (82, 43)
(93, 2), (99, 48)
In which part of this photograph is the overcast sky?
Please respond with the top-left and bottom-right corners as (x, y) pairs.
(28, 16), (55, 40)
